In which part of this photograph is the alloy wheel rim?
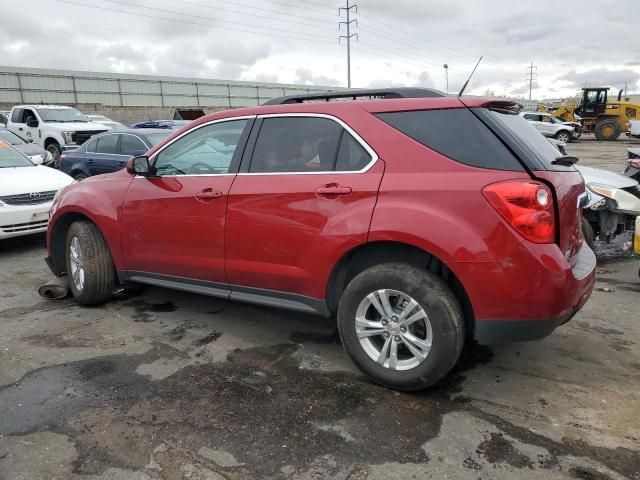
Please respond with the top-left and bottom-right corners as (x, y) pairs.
(69, 236), (85, 292)
(355, 289), (433, 371)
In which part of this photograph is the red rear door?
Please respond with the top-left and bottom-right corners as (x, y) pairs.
(225, 115), (384, 300)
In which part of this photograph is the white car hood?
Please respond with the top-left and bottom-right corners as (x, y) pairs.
(44, 121), (109, 131)
(0, 165), (73, 196)
(577, 165), (638, 189)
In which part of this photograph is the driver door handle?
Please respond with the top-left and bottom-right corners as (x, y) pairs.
(316, 184), (352, 197)
(195, 188), (223, 201)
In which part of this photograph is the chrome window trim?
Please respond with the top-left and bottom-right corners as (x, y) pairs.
(146, 116), (255, 178)
(239, 112), (379, 176)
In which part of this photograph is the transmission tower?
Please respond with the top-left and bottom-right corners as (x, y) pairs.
(526, 62), (537, 100)
(339, 0), (358, 88)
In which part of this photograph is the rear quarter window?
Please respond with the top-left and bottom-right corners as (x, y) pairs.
(376, 108), (524, 171)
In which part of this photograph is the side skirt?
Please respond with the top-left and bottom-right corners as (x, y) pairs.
(118, 270), (331, 317)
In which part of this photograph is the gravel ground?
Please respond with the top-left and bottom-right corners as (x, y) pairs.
(0, 136), (638, 480)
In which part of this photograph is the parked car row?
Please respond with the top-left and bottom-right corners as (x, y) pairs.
(1, 103), (193, 164)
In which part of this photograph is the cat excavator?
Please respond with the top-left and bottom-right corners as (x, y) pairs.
(540, 87), (640, 141)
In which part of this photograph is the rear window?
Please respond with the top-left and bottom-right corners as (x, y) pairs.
(376, 108), (523, 171)
(486, 109), (573, 171)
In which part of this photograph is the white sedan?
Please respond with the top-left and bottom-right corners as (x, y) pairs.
(0, 140), (73, 239)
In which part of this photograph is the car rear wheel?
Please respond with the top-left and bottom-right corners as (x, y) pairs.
(555, 130), (572, 143)
(337, 263), (464, 391)
(73, 172), (88, 181)
(65, 221), (116, 305)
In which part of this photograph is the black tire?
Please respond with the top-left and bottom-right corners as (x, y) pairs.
(46, 141), (62, 164)
(581, 216), (595, 249)
(73, 172), (88, 181)
(65, 221), (116, 305)
(337, 262), (464, 391)
(594, 119), (622, 141)
(555, 130), (572, 143)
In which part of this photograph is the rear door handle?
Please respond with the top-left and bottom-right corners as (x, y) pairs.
(195, 189), (223, 201)
(18, 127), (23, 131)
(316, 184), (352, 197)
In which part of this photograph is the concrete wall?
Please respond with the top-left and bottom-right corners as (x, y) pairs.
(0, 66), (340, 109)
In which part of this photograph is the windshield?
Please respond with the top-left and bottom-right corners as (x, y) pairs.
(145, 132), (172, 146)
(0, 140), (34, 167)
(37, 108), (89, 123)
(0, 129), (26, 145)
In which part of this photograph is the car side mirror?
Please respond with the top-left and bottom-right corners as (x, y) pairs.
(127, 156), (151, 176)
(26, 119), (39, 128)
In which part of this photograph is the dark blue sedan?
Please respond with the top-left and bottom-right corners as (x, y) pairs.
(59, 129), (171, 180)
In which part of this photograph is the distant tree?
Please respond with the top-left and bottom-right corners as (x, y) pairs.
(483, 89), (496, 97)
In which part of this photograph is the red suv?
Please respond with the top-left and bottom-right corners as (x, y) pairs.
(45, 89), (596, 390)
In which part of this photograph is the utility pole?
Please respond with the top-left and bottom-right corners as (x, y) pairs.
(443, 64), (449, 94)
(526, 62), (537, 100)
(339, 0), (358, 88)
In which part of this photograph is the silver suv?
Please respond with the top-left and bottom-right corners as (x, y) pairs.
(520, 112), (579, 143)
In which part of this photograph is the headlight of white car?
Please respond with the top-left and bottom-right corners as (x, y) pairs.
(587, 183), (640, 215)
(62, 131), (74, 143)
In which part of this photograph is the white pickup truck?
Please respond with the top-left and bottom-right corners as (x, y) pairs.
(5, 105), (109, 162)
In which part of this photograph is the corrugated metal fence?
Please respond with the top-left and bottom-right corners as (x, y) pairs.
(0, 66), (339, 108)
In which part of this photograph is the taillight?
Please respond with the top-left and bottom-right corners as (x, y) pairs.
(482, 180), (555, 244)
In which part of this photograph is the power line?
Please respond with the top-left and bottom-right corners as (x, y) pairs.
(102, 0), (336, 38)
(357, 12), (519, 73)
(339, 0), (358, 88)
(54, 0), (340, 45)
(167, 0), (335, 28)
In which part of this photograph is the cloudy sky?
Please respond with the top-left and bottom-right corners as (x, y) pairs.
(2, 0), (640, 99)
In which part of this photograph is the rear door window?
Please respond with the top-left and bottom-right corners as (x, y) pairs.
(120, 135), (147, 156)
(95, 134), (119, 154)
(249, 117), (342, 173)
(377, 109), (524, 171)
(335, 132), (372, 171)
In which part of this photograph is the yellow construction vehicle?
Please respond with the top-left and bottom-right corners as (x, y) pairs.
(539, 87), (640, 141)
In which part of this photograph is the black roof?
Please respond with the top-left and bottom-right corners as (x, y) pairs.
(262, 87), (447, 105)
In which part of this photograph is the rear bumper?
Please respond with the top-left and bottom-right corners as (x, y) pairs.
(475, 310), (580, 345)
(451, 241), (596, 344)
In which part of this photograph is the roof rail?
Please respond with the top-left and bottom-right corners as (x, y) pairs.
(262, 87), (447, 105)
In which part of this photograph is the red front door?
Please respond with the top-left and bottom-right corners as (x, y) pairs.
(121, 117), (251, 283)
(121, 175), (234, 282)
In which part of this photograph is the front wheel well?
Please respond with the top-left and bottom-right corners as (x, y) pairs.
(44, 137), (60, 148)
(326, 241), (475, 337)
(49, 212), (94, 275)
